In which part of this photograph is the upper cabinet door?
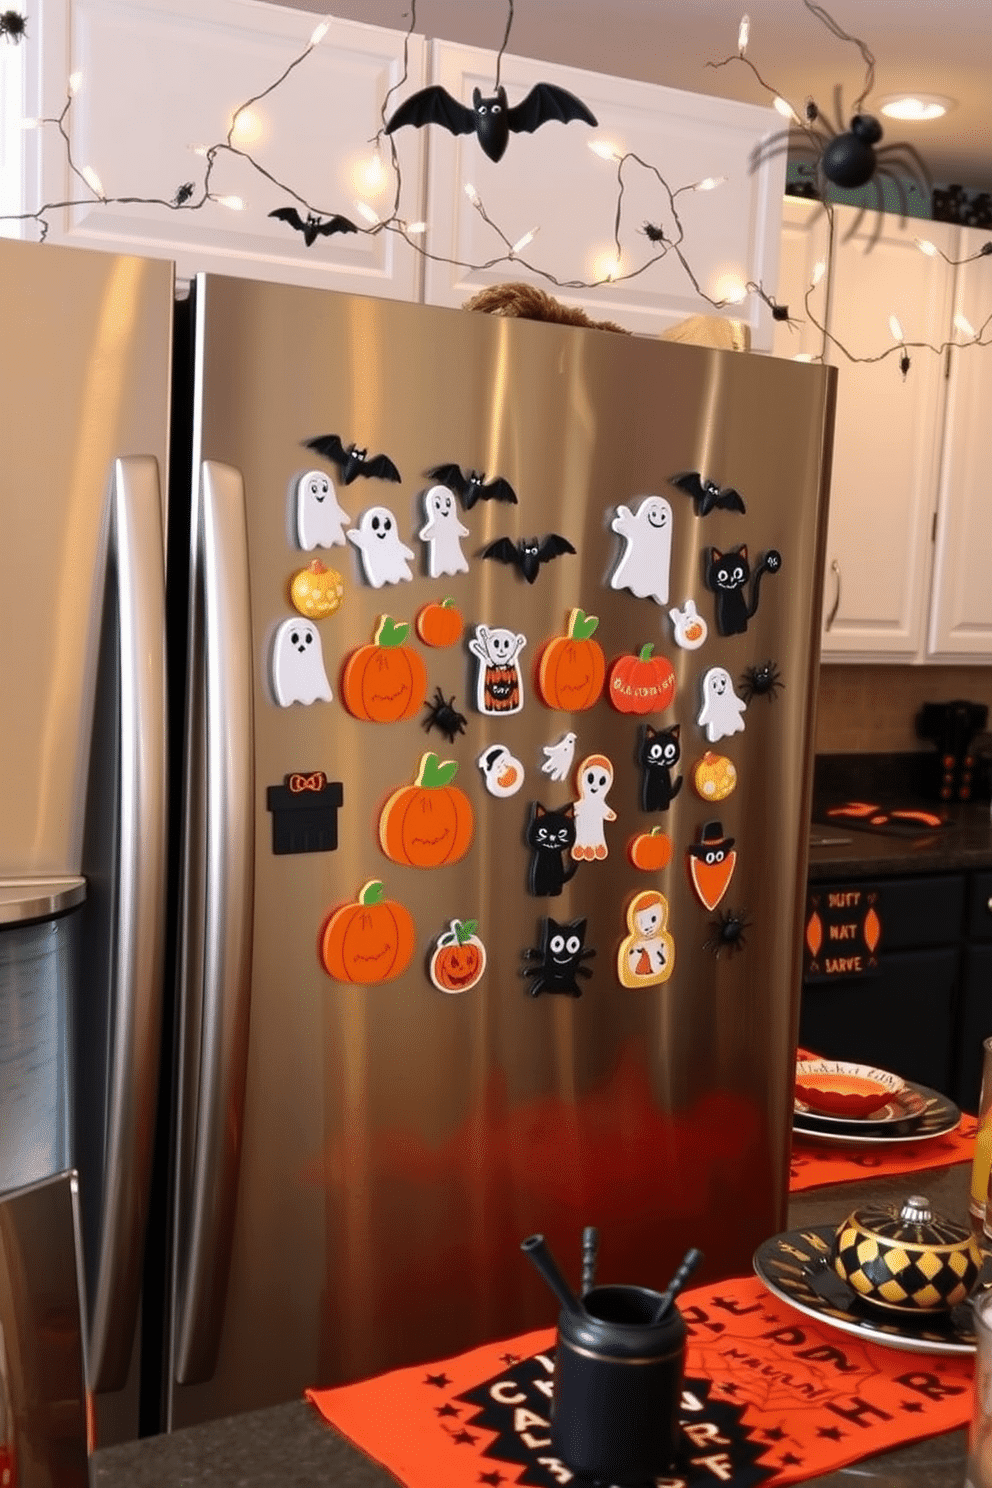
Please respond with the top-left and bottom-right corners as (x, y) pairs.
(928, 224), (992, 660)
(15, 0), (427, 297)
(418, 42), (786, 346)
(773, 198), (832, 362)
(817, 209), (954, 659)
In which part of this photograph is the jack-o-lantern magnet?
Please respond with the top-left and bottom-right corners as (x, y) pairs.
(536, 609), (606, 711)
(290, 559), (344, 619)
(379, 752), (474, 868)
(429, 918), (487, 994)
(341, 615), (428, 722)
(320, 880), (416, 985)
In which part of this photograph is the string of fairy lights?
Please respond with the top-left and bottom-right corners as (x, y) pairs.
(2, 0), (990, 369)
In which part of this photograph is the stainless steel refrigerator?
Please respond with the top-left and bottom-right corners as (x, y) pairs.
(166, 271), (835, 1428)
(0, 237), (173, 1441)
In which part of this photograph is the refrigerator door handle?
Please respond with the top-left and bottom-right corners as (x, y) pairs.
(89, 456), (169, 1392)
(174, 460), (255, 1385)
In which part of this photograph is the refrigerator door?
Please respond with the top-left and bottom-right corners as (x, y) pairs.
(0, 240), (172, 1437)
(170, 274), (833, 1427)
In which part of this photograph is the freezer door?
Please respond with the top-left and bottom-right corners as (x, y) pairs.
(170, 274), (833, 1427)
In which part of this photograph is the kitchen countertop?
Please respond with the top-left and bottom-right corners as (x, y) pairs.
(807, 800), (992, 881)
(92, 1164), (975, 1488)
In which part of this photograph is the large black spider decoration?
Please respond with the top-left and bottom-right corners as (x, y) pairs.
(423, 686), (467, 743)
(739, 659), (783, 705)
(751, 86), (932, 248)
(0, 10), (26, 42)
(522, 916), (595, 998)
(704, 907), (752, 959)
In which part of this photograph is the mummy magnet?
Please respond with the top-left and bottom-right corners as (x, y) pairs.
(477, 743), (525, 798)
(686, 822), (737, 911)
(346, 506), (415, 587)
(418, 485), (470, 578)
(296, 469), (351, 550)
(270, 618), (334, 706)
(697, 667), (747, 742)
(668, 598), (708, 651)
(541, 731), (577, 783)
(468, 624), (526, 715)
(637, 724), (683, 812)
(429, 919), (487, 994)
(617, 889), (675, 988)
(705, 545), (782, 636)
(609, 495), (673, 605)
(571, 753), (616, 862)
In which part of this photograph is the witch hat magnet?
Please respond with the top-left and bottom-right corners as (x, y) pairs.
(686, 821), (737, 911)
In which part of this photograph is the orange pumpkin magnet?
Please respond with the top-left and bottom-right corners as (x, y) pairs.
(379, 752), (474, 867)
(320, 880), (416, 984)
(536, 609), (606, 711)
(691, 751), (737, 802)
(617, 890), (675, 988)
(686, 821), (737, 911)
(341, 616), (428, 722)
(415, 597), (464, 648)
(429, 918), (487, 993)
(607, 643), (676, 715)
(290, 559), (344, 619)
(627, 827), (672, 872)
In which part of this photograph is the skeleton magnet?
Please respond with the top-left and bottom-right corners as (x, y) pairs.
(468, 624), (527, 715)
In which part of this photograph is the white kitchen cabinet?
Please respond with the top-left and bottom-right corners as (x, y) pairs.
(927, 226), (992, 659)
(418, 41), (786, 346)
(8, 0), (428, 298)
(775, 198), (969, 663)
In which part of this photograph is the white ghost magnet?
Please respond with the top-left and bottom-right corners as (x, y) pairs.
(697, 666), (747, 742)
(271, 617), (334, 706)
(346, 506), (415, 588)
(419, 485), (470, 579)
(296, 469), (351, 550)
(668, 598), (708, 651)
(541, 731), (577, 783)
(609, 495), (674, 606)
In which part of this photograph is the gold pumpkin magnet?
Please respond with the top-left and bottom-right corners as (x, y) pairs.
(290, 559), (344, 619)
(692, 751), (737, 802)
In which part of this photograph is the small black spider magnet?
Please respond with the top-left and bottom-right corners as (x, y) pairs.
(173, 181), (195, 207)
(0, 10), (26, 43)
(739, 659), (784, 705)
(423, 686), (467, 742)
(704, 907), (752, 959)
(522, 916), (595, 998)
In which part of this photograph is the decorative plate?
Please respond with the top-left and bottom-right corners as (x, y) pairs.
(794, 1059), (910, 1122)
(754, 1224), (990, 1355)
(793, 1081), (960, 1145)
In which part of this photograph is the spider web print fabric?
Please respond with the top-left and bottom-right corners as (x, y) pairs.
(307, 1276), (972, 1488)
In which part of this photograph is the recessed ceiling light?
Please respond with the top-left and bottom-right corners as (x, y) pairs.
(878, 94), (954, 122)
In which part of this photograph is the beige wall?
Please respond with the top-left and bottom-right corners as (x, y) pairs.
(814, 665), (992, 754)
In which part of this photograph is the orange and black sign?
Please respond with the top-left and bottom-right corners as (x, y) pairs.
(803, 888), (881, 980)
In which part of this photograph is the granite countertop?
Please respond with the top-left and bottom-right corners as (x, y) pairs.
(92, 1164), (975, 1488)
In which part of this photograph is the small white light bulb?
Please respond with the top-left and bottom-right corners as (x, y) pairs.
(888, 314), (905, 342)
(68, 71), (82, 96)
(215, 195), (246, 211)
(405, 221), (427, 236)
(914, 237), (939, 258)
(308, 18), (331, 46)
(464, 183), (481, 206)
(774, 96), (799, 123)
(510, 228), (538, 255)
(81, 165), (105, 199)
(811, 260), (826, 287)
(793, 353), (815, 363)
(738, 14), (750, 55)
(354, 200), (380, 226)
(693, 176), (727, 192)
(954, 312), (977, 339)
(20, 116), (40, 131)
(588, 139), (622, 162)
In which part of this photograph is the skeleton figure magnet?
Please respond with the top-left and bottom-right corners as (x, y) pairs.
(468, 624), (527, 715)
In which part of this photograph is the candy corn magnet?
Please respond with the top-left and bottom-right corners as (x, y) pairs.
(686, 821), (737, 911)
(617, 889), (675, 988)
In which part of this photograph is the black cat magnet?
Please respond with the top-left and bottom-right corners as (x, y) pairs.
(522, 917), (595, 997)
(637, 724), (683, 812)
(704, 545), (781, 636)
(526, 801), (579, 896)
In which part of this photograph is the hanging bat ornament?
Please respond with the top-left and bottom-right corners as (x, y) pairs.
(425, 464), (517, 510)
(385, 83), (597, 163)
(482, 533), (575, 584)
(269, 207), (358, 246)
(670, 471), (746, 516)
(303, 434), (401, 486)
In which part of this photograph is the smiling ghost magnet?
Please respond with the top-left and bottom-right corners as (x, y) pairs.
(697, 666), (747, 742)
(419, 484), (470, 579)
(270, 617), (334, 706)
(347, 506), (415, 587)
(296, 469), (351, 550)
(609, 495), (673, 605)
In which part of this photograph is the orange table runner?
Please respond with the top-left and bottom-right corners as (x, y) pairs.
(790, 1114), (978, 1192)
(308, 1274), (972, 1488)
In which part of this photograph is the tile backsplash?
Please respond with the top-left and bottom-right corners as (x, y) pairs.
(814, 664), (992, 754)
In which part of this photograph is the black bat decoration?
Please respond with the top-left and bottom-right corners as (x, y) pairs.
(426, 463), (517, 510)
(303, 434), (401, 485)
(670, 470), (747, 516)
(481, 533), (575, 584)
(385, 83), (597, 164)
(269, 207), (358, 247)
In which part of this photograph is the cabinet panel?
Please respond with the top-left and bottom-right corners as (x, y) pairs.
(817, 213), (955, 659)
(773, 198), (831, 363)
(967, 872), (992, 942)
(800, 946), (959, 1095)
(18, 0), (427, 296)
(954, 943), (992, 1113)
(420, 42), (785, 344)
(927, 225), (992, 660)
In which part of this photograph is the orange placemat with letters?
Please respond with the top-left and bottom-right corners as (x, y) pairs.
(308, 1274), (972, 1488)
(790, 1114), (977, 1191)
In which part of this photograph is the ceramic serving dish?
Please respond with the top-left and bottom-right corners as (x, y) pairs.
(794, 1060), (908, 1120)
(832, 1194), (983, 1313)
